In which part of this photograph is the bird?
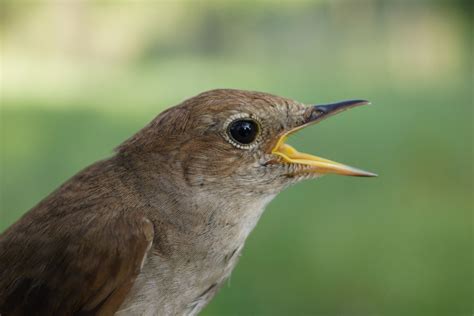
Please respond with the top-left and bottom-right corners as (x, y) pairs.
(0, 89), (376, 315)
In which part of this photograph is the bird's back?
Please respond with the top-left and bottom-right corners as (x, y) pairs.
(0, 157), (154, 315)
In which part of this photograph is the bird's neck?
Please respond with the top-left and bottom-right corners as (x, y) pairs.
(148, 183), (276, 258)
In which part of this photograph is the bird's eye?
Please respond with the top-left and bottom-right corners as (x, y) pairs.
(228, 119), (259, 145)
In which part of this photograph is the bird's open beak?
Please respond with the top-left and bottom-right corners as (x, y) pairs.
(271, 100), (377, 177)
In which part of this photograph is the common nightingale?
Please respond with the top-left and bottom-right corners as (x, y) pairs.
(0, 89), (376, 315)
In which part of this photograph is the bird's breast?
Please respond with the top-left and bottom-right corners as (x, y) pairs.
(117, 193), (276, 315)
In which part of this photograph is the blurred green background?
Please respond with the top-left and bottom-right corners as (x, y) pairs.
(0, 1), (472, 315)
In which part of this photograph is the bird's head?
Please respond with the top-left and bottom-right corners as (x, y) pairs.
(119, 89), (376, 200)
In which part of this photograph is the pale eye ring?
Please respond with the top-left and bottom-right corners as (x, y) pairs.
(228, 119), (259, 145)
(223, 114), (262, 149)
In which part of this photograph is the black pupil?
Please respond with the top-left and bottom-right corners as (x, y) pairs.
(229, 120), (258, 145)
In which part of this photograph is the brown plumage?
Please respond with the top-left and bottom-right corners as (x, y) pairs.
(0, 89), (375, 315)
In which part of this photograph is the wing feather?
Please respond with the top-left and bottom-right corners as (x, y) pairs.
(0, 210), (154, 315)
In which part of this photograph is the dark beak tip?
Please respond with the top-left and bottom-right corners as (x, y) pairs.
(360, 100), (371, 105)
(349, 172), (378, 178)
(347, 99), (371, 107)
(363, 172), (378, 177)
(310, 99), (372, 122)
(314, 99), (371, 111)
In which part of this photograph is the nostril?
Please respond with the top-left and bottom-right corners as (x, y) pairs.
(314, 106), (328, 114)
(307, 108), (326, 121)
